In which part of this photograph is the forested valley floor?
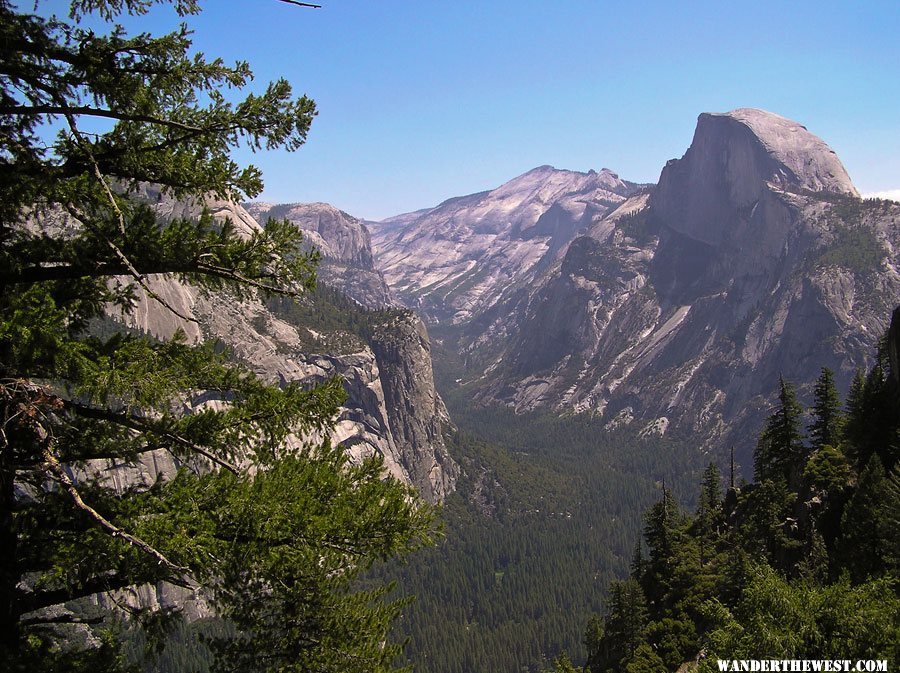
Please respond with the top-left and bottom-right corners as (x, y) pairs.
(376, 321), (899, 673)
(370, 329), (714, 673)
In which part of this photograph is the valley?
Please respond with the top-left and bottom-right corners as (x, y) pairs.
(225, 108), (898, 672)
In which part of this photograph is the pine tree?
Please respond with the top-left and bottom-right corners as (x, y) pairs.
(696, 463), (723, 566)
(754, 376), (806, 487)
(838, 455), (896, 581)
(798, 526), (829, 585)
(0, 2), (433, 670)
(844, 368), (867, 463)
(548, 651), (579, 673)
(630, 540), (645, 581)
(586, 579), (648, 673)
(624, 642), (667, 673)
(808, 367), (844, 451)
(640, 486), (687, 613)
(846, 331), (900, 471)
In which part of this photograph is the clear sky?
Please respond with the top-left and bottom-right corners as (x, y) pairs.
(63, 0), (900, 220)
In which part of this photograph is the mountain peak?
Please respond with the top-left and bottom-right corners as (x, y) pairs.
(698, 108), (858, 196)
(652, 108), (861, 248)
(493, 165), (629, 203)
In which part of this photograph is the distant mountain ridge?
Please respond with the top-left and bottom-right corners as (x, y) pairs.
(369, 108), (900, 465)
(368, 165), (645, 324)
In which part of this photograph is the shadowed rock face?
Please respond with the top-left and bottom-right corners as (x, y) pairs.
(244, 201), (394, 309)
(890, 306), (900, 388)
(368, 313), (458, 501)
(377, 109), (899, 466)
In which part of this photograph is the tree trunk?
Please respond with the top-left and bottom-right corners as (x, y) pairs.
(0, 443), (19, 656)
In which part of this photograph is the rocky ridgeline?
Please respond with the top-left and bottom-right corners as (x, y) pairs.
(371, 109), (900, 466)
(368, 165), (644, 324)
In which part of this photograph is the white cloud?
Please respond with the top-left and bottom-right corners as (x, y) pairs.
(862, 189), (900, 202)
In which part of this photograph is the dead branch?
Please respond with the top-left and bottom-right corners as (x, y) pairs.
(277, 0), (322, 7)
(41, 435), (189, 574)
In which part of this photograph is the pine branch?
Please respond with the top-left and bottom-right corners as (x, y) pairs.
(68, 402), (241, 475)
(61, 201), (200, 325)
(55, 109), (201, 324)
(0, 104), (203, 134)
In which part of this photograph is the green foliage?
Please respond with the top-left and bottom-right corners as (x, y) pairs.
(615, 208), (658, 245)
(197, 449), (434, 673)
(567, 330), (900, 672)
(267, 283), (413, 355)
(547, 651), (580, 673)
(625, 642), (667, 673)
(695, 464), (723, 566)
(700, 567), (899, 668)
(586, 579), (648, 673)
(754, 377), (806, 487)
(808, 368), (844, 450)
(814, 225), (886, 272)
(838, 455), (899, 582)
(0, 1), (432, 670)
(803, 444), (850, 494)
(369, 404), (707, 673)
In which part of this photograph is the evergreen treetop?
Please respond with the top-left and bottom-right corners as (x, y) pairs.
(808, 367), (844, 451)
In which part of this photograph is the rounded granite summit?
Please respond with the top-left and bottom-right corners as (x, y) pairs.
(704, 108), (858, 196)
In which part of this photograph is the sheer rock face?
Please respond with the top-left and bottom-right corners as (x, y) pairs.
(368, 313), (458, 501)
(116, 198), (455, 503)
(369, 166), (643, 324)
(378, 109), (899, 465)
(243, 201), (394, 309)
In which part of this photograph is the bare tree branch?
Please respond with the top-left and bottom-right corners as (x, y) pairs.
(68, 402), (241, 475)
(277, 0), (322, 7)
(15, 572), (181, 616)
(21, 613), (105, 626)
(0, 257), (304, 299)
(41, 436), (189, 575)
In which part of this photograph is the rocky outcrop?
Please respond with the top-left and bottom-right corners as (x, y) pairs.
(123, 277), (457, 503)
(244, 201), (393, 308)
(506, 110), (898, 462)
(653, 110), (857, 250)
(382, 109), (900, 467)
(98, 196), (457, 503)
(369, 166), (643, 323)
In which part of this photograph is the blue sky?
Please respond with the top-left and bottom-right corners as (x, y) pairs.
(62, 1), (900, 219)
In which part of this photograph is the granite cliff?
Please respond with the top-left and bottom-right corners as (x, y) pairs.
(106, 192), (456, 503)
(244, 201), (394, 309)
